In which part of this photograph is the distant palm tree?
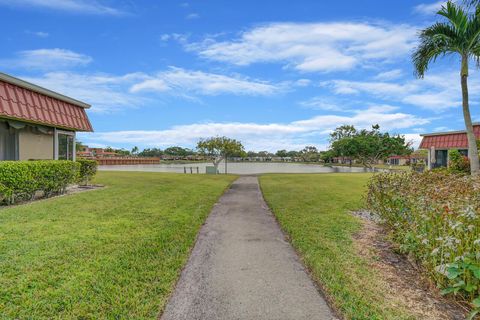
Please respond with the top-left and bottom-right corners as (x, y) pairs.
(413, 1), (480, 175)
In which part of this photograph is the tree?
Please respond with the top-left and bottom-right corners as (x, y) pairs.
(413, 1), (480, 175)
(299, 146), (320, 162)
(116, 149), (131, 156)
(197, 136), (244, 172)
(330, 125), (357, 142)
(131, 146), (139, 155)
(164, 146), (193, 157)
(138, 148), (164, 157)
(75, 141), (85, 152)
(275, 150), (288, 158)
(286, 150), (299, 158)
(320, 150), (336, 163)
(330, 125), (411, 168)
(257, 151), (272, 158)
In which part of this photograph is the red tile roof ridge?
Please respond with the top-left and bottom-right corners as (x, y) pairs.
(420, 123), (480, 137)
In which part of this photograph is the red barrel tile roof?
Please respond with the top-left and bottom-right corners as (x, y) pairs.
(419, 125), (480, 149)
(0, 77), (93, 132)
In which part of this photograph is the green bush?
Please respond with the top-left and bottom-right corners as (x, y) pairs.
(411, 160), (426, 172)
(366, 171), (480, 317)
(448, 149), (471, 174)
(0, 161), (80, 205)
(77, 159), (98, 186)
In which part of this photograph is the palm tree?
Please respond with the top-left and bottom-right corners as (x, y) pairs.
(413, 1), (480, 175)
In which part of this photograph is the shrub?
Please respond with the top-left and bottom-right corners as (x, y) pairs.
(0, 161), (80, 205)
(448, 149), (471, 174)
(77, 159), (98, 186)
(366, 171), (480, 317)
(411, 160), (426, 172)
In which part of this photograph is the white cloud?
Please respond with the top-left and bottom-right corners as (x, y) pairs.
(300, 97), (344, 111)
(2, 49), (92, 70)
(18, 67), (284, 112)
(413, 1), (447, 15)
(295, 79), (311, 87)
(0, 0), (124, 15)
(22, 72), (148, 113)
(130, 67), (282, 96)
(186, 13), (199, 19)
(82, 106), (429, 151)
(373, 69), (404, 81)
(321, 70), (480, 111)
(25, 30), (49, 38)
(403, 134), (423, 149)
(187, 22), (417, 72)
(159, 33), (189, 44)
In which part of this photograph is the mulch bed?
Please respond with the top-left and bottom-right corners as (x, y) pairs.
(0, 184), (104, 209)
(351, 210), (469, 320)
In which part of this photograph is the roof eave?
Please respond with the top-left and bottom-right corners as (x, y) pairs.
(420, 123), (480, 137)
(0, 114), (93, 132)
(0, 72), (91, 109)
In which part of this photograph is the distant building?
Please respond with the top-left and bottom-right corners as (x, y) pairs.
(386, 155), (409, 166)
(419, 124), (480, 169)
(0, 73), (93, 161)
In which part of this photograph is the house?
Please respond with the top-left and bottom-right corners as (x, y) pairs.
(0, 73), (93, 161)
(386, 155), (409, 166)
(419, 124), (480, 169)
(385, 152), (428, 166)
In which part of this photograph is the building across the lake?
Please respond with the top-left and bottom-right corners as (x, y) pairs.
(0, 73), (93, 161)
(419, 124), (480, 169)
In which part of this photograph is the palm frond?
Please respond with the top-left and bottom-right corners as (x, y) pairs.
(412, 22), (458, 78)
(465, 6), (480, 49)
(438, 1), (470, 34)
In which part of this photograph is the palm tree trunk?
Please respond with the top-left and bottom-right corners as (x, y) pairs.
(461, 55), (480, 175)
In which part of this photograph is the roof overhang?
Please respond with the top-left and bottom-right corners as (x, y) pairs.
(420, 123), (480, 137)
(0, 72), (91, 109)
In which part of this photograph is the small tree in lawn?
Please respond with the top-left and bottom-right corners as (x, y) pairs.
(300, 146), (320, 162)
(330, 125), (412, 168)
(197, 136), (244, 173)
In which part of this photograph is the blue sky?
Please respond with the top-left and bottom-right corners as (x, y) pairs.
(0, 0), (477, 151)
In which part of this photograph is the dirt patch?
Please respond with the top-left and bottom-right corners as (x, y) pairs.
(352, 211), (469, 320)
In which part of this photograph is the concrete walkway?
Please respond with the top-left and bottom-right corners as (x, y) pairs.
(160, 176), (335, 320)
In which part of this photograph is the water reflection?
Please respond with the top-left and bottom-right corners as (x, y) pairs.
(99, 162), (383, 175)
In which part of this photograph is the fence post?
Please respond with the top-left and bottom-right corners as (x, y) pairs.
(184, 167), (186, 174)
(190, 167), (193, 174)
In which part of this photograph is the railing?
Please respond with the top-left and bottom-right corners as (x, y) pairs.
(95, 157), (160, 165)
(184, 166), (200, 174)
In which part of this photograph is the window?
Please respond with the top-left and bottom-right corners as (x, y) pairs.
(433, 150), (448, 168)
(55, 130), (75, 161)
(0, 122), (18, 160)
(458, 149), (468, 157)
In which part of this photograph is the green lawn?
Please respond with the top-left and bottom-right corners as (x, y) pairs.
(260, 173), (415, 320)
(0, 171), (235, 319)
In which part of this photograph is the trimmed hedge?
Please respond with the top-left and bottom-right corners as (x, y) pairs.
(366, 171), (480, 316)
(0, 160), (81, 205)
(77, 159), (98, 186)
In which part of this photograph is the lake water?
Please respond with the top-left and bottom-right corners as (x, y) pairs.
(98, 162), (383, 175)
